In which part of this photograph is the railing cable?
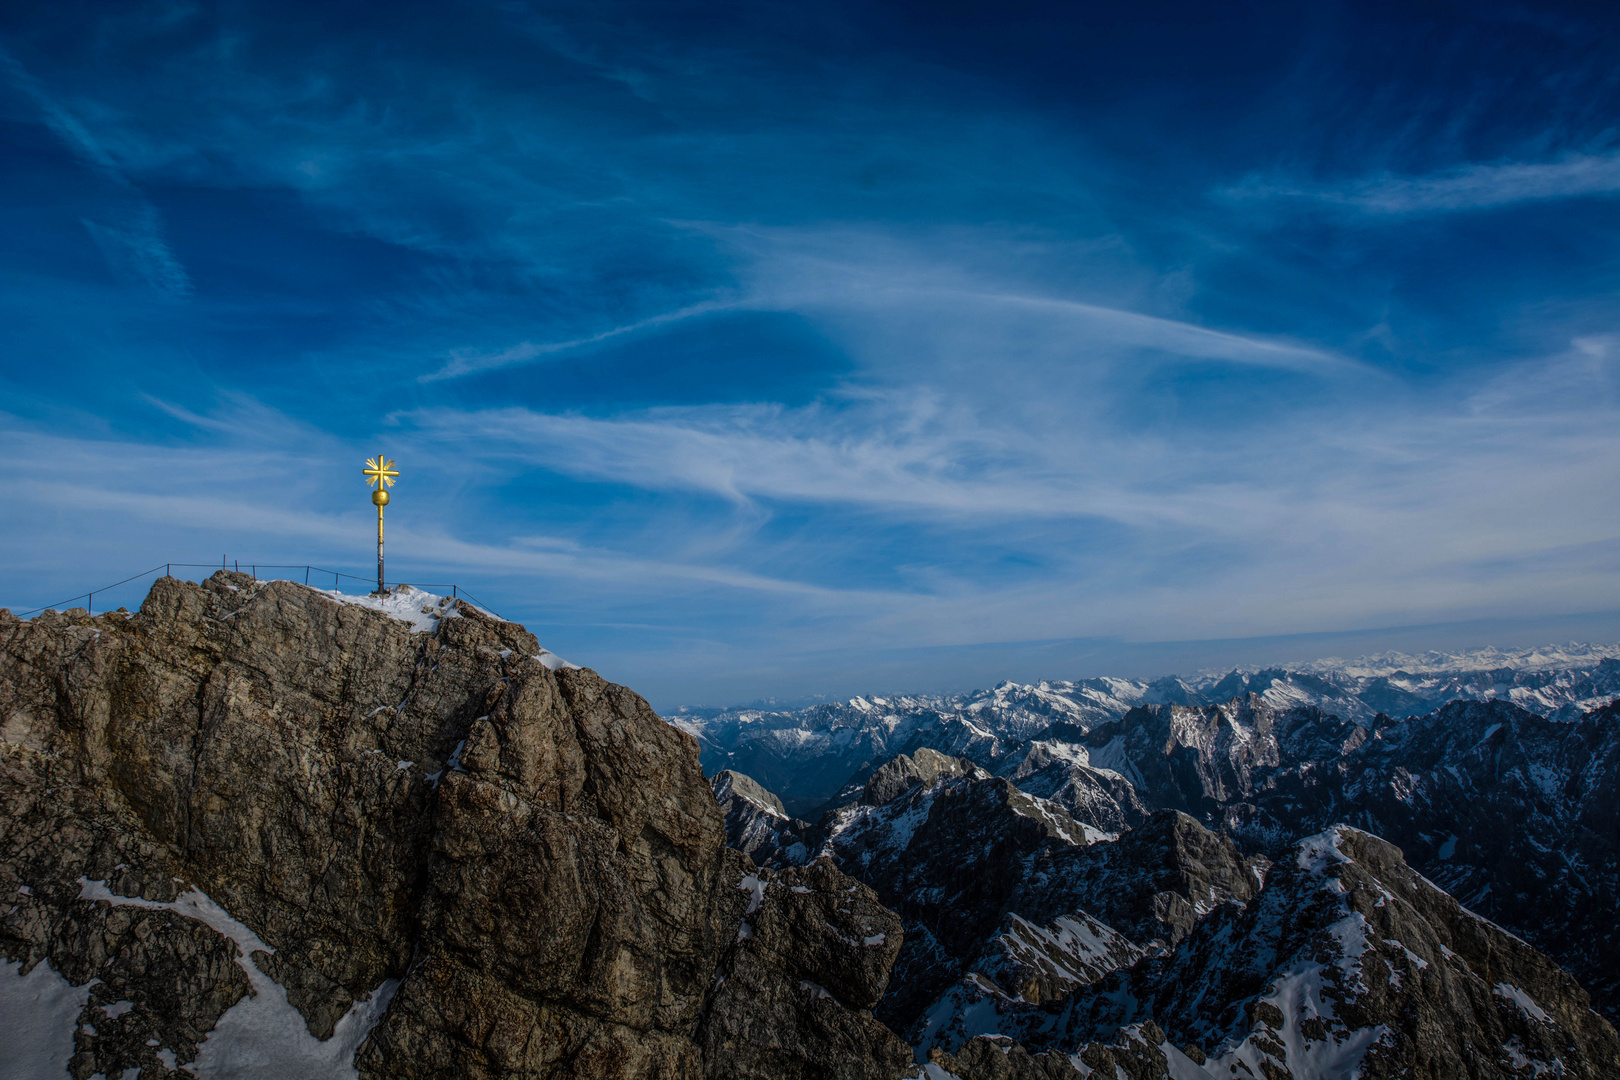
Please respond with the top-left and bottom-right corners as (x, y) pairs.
(11, 562), (506, 621)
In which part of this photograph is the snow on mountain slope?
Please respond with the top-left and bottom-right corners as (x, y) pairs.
(1224, 697), (1620, 1026)
(692, 642), (1620, 1071)
(1288, 641), (1620, 678)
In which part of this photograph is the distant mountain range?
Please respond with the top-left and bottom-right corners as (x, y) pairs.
(671, 643), (1620, 817)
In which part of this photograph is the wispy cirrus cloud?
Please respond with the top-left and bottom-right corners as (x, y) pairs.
(1224, 151), (1620, 215)
(422, 297), (745, 381)
(0, 42), (192, 297)
(0, 409), (886, 606)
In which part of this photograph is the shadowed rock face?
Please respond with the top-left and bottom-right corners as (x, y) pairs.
(810, 762), (1261, 1038)
(710, 769), (816, 867)
(0, 572), (910, 1080)
(711, 758), (1620, 1077)
(924, 828), (1620, 1080)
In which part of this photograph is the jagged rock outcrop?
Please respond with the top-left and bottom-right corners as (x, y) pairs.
(713, 769), (789, 817)
(856, 749), (980, 808)
(1011, 810), (1266, 951)
(708, 758), (1620, 1077)
(710, 758), (1259, 1044)
(813, 764), (1097, 1030)
(923, 828), (1620, 1079)
(0, 572), (911, 1079)
(990, 725), (1149, 834)
(697, 858), (911, 1079)
(1011, 694), (1620, 1023)
(902, 809), (1261, 1055)
(710, 770), (815, 868)
(1074, 695), (1292, 817)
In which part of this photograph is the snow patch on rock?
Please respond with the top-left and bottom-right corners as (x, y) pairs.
(77, 878), (398, 1079)
(0, 956), (95, 1080)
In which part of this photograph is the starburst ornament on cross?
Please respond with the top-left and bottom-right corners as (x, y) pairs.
(363, 454), (399, 593)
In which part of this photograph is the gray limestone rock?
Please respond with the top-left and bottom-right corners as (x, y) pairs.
(694, 856), (911, 1079)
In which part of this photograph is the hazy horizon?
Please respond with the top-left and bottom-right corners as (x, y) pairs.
(9, 564), (1619, 712)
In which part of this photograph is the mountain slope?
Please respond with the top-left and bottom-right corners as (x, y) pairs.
(706, 672), (1620, 1028)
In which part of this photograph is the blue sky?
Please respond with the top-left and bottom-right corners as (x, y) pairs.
(2, 0), (1619, 707)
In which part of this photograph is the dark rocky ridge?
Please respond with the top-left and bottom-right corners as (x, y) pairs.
(721, 755), (1263, 1043)
(717, 755), (1620, 1077)
(1071, 695), (1620, 1022)
(729, 687), (1620, 1028)
(923, 827), (1620, 1078)
(0, 572), (912, 1079)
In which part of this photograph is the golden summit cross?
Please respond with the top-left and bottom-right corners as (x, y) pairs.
(364, 454), (399, 592)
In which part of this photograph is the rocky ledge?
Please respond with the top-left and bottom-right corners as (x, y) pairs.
(0, 572), (912, 1079)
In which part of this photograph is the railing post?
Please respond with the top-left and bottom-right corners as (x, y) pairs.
(305, 567), (310, 585)
(87, 593), (92, 616)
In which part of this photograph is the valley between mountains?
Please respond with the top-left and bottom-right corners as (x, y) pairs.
(2, 573), (1617, 1079)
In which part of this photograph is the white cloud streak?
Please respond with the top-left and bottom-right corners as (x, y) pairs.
(422, 298), (744, 381)
(1226, 151), (1620, 215)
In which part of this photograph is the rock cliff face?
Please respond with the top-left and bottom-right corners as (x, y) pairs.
(709, 770), (815, 868)
(0, 572), (911, 1080)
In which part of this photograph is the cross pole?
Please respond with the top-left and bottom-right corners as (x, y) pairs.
(363, 454), (399, 592)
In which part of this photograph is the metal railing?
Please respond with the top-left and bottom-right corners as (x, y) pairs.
(10, 560), (505, 621)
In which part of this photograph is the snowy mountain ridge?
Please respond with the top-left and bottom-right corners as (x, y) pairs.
(713, 735), (1620, 1078)
(1265, 640), (1620, 678)
(675, 642), (1620, 818)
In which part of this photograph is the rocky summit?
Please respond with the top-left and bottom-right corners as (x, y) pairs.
(0, 572), (910, 1080)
